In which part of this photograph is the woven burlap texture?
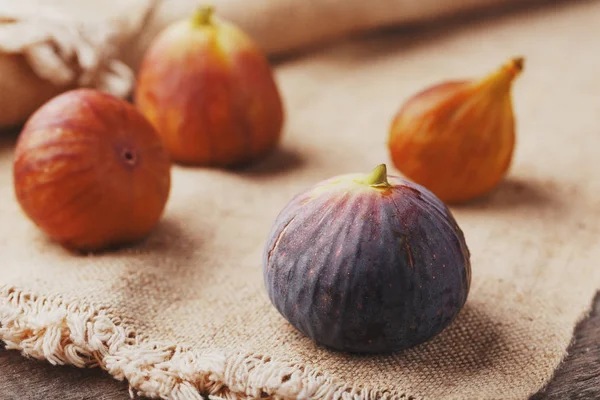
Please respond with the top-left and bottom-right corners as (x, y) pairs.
(1, 1), (600, 399)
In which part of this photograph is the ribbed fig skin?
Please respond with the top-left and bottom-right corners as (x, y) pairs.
(263, 175), (471, 353)
(134, 13), (284, 167)
(388, 57), (523, 204)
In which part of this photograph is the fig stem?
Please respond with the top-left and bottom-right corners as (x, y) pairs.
(507, 57), (525, 76)
(477, 56), (525, 91)
(192, 5), (215, 26)
(363, 164), (390, 187)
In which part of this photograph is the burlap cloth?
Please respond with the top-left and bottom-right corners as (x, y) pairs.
(1, 0), (600, 399)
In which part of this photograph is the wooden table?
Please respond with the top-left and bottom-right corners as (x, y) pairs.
(1, 293), (598, 399)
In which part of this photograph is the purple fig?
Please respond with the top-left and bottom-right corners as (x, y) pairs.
(263, 164), (471, 353)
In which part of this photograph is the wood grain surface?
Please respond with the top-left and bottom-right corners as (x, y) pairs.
(530, 293), (600, 400)
(1, 292), (598, 400)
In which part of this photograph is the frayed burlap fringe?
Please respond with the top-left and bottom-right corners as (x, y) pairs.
(0, 285), (412, 400)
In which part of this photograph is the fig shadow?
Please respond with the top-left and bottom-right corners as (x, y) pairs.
(103, 217), (206, 318)
(0, 128), (20, 153)
(121, 217), (199, 260)
(297, 298), (527, 388)
(389, 301), (505, 376)
(452, 177), (563, 212)
(44, 217), (197, 259)
(236, 146), (305, 178)
(327, 302), (500, 369)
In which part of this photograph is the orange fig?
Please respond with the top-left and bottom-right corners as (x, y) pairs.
(388, 57), (524, 204)
(13, 88), (171, 252)
(135, 6), (284, 167)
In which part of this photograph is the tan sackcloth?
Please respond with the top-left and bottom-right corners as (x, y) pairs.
(1, 0), (600, 399)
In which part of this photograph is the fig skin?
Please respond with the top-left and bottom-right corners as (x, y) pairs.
(388, 57), (523, 204)
(134, 7), (284, 167)
(263, 165), (471, 353)
(13, 88), (171, 252)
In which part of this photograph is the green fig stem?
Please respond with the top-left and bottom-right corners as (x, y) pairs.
(363, 164), (391, 187)
(192, 5), (215, 27)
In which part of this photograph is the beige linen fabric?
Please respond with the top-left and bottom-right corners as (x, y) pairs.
(123, 0), (534, 70)
(0, 0), (536, 129)
(0, 0), (153, 128)
(1, 1), (600, 399)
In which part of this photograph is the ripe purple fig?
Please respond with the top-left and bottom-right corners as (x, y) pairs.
(263, 164), (471, 353)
